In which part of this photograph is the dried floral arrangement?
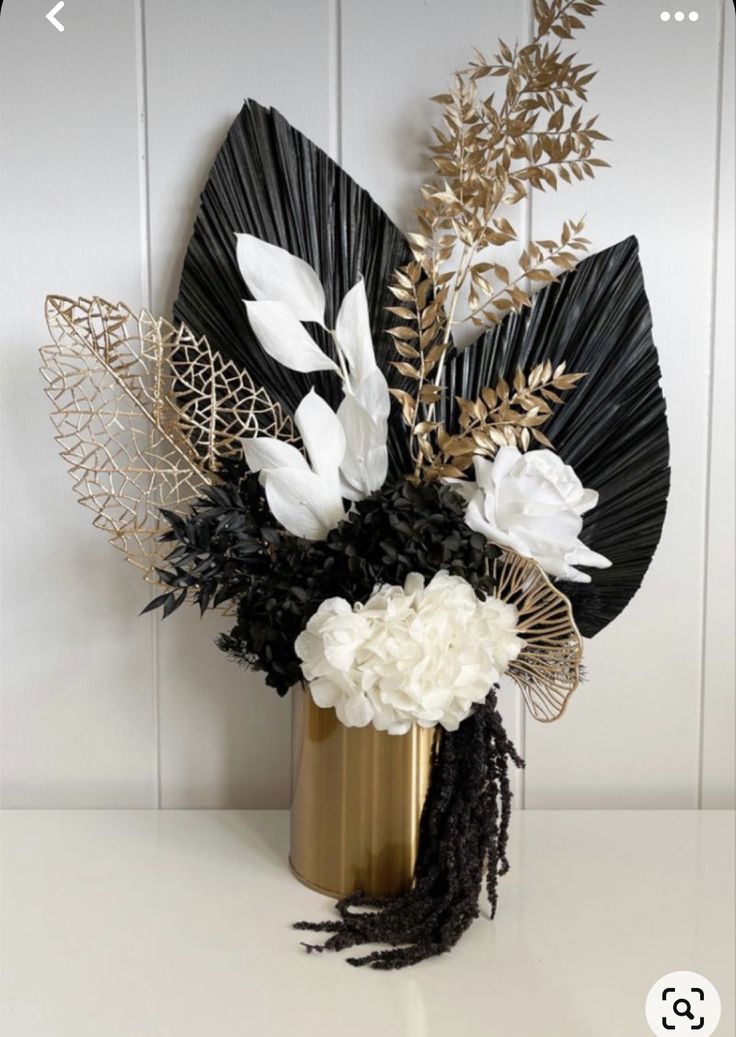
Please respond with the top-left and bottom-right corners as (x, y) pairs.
(41, 0), (669, 970)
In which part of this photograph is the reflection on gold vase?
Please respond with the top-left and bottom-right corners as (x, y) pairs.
(290, 683), (435, 898)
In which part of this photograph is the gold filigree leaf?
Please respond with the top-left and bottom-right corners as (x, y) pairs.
(41, 296), (210, 581)
(166, 316), (296, 467)
(493, 550), (582, 722)
(40, 296), (296, 582)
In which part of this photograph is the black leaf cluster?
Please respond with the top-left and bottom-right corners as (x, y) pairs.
(150, 476), (500, 696)
(143, 460), (276, 618)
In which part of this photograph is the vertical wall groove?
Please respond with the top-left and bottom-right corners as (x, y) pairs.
(134, 0), (161, 809)
(696, 0), (727, 809)
(514, 0), (536, 810)
(329, 0), (343, 164)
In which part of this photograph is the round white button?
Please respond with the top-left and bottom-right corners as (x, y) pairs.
(645, 971), (721, 1037)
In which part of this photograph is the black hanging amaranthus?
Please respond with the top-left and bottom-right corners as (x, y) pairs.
(295, 688), (524, 969)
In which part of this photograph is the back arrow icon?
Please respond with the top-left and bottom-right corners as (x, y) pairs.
(46, 2), (65, 32)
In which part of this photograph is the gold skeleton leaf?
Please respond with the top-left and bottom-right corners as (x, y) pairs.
(40, 296), (296, 581)
(494, 549), (583, 722)
(388, 0), (607, 478)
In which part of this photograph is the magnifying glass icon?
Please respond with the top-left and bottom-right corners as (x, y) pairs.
(673, 998), (695, 1020)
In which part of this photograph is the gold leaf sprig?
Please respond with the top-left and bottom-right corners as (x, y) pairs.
(387, 0), (607, 480)
(416, 361), (586, 480)
(386, 261), (448, 470)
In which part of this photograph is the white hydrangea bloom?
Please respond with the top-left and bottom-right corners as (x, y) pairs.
(295, 571), (523, 734)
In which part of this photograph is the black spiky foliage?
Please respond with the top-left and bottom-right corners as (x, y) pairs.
(174, 99), (414, 477)
(440, 237), (670, 637)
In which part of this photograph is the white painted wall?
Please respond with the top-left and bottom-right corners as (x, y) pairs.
(1, 0), (733, 809)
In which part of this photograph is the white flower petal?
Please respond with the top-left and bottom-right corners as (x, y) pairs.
(334, 278), (375, 382)
(294, 389), (346, 486)
(387, 720), (413, 735)
(446, 477), (476, 503)
(490, 446), (522, 487)
(572, 488), (599, 515)
(245, 301), (339, 374)
(242, 436), (309, 474)
(538, 555), (592, 582)
(473, 455), (496, 491)
(566, 543), (612, 569)
(338, 694), (374, 728)
(294, 631), (331, 679)
(262, 468), (345, 540)
(309, 677), (342, 708)
(236, 235), (326, 323)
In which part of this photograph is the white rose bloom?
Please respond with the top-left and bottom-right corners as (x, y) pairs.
(456, 446), (611, 583)
(294, 571), (523, 734)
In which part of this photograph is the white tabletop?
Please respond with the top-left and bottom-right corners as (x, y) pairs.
(1, 809), (733, 1037)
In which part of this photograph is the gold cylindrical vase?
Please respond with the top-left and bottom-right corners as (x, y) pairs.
(290, 684), (435, 898)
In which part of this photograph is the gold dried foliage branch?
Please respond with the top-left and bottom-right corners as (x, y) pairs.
(388, 0), (607, 478)
(417, 361), (586, 479)
(40, 296), (296, 580)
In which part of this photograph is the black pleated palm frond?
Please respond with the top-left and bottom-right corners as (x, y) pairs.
(174, 107), (668, 638)
(174, 100), (414, 476)
(440, 236), (670, 638)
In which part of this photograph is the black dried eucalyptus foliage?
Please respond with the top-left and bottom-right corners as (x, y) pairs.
(296, 688), (524, 969)
(149, 474), (501, 695)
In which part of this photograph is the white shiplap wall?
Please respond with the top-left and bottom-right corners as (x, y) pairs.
(1, 0), (733, 808)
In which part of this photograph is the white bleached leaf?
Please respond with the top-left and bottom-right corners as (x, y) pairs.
(334, 278), (376, 383)
(337, 395), (388, 497)
(295, 389), (346, 485)
(353, 367), (391, 424)
(245, 301), (339, 374)
(236, 235), (326, 323)
(262, 468), (346, 540)
(242, 437), (308, 474)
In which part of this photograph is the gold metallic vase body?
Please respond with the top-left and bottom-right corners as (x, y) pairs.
(290, 684), (435, 898)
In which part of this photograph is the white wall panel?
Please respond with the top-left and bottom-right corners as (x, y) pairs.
(701, 1), (735, 808)
(143, 0), (332, 806)
(524, 0), (724, 807)
(0, 0), (156, 806)
(0, 0), (732, 808)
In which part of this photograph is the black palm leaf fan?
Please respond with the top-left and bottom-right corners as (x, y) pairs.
(174, 99), (415, 476)
(175, 104), (669, 641)
(441, 236), (670, 638)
